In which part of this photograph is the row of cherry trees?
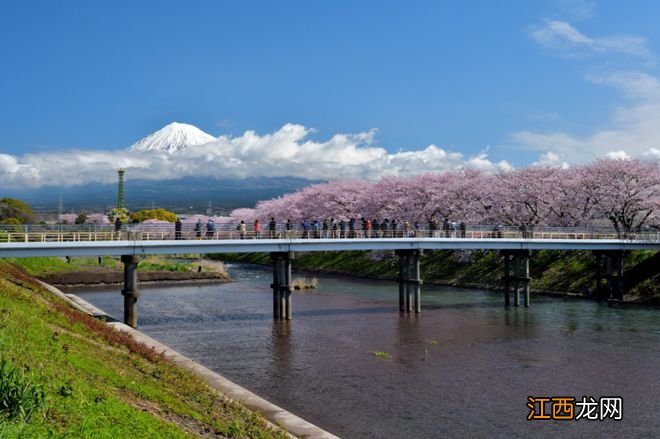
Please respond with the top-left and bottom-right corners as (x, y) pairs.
(231, 159), (660, 232)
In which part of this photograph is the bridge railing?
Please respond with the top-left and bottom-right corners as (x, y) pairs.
(1, 223), (659, 243)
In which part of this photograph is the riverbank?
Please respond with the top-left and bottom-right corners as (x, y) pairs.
(215, 249), (660, 305)
(8, 256), (233, 287)
(0, 260), (287, 438)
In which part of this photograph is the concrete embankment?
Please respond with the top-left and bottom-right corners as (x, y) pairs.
(39, 281), (339, 439)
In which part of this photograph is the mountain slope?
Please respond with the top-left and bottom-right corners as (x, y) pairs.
(127, 122), (215, 153)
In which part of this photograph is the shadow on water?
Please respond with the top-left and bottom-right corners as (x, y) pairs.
(422, 301), (506, 310)
(294, 306), (393, 317)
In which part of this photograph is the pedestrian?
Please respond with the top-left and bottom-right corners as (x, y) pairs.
(459, 221), (466, 238)
(239, 220), (246, 239)
(331, 219), (338, 238)
(381, 219), (389, 237)
(429, 218), (437, 238)
(372, 218), (380, 238)
(302, 219), (310, 239)
(366, 218), (372, 238)
(443, 218), (450, 237)
(322, 219), (329, 238)
(195, 219), (202, 239)
(254, 219), (261, 239)
(339, 219), (346, 238)
(175, 217), (182, 240)
(286, 218), (293, 238)
(391, 219), (398, 238)
(206, 218), (215, 239)
(114, 217), (122, 240)
(268, 217), (277, 238)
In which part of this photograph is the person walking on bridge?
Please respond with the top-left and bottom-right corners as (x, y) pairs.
(206, 219), (216, 239)
(175, 217), (182, 240)
(269, 217), (277, 238)
(285, 219), (293, 238)
(254, 219), (262, 239)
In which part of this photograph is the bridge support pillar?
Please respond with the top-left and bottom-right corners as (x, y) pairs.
(121, 255), (140, 328)
(593, 251), (624, 300)
(502, 250), (531, 307)
(271, 252), (294, 320)
(396, 250), (423, 314)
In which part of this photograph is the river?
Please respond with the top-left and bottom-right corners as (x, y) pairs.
(73, 263), (660, 438)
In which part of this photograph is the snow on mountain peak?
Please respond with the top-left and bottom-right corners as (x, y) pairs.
(127, 122), (215, 153)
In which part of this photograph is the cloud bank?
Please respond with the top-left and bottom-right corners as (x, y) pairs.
(531, 20), (654, 62)
(0, 124), (513, 188)
(519, 18), (660, 164)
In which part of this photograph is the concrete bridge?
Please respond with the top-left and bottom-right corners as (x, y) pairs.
(2, 228), (659, 328)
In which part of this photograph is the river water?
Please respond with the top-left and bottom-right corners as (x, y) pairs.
(73, 263), (660, 438)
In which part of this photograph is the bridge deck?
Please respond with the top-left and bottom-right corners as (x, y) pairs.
(1, 237), (659, 258)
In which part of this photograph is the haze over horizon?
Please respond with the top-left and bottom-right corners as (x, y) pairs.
(2, 1), (660, 190)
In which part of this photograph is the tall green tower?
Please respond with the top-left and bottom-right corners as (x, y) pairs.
(117, 168), (125, 210)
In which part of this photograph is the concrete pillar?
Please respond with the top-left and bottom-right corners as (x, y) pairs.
(397, 250), (423, 314)
(522, 253), (530, 307)
(593, 251), (603, 297)
(412, 250), (422, 314)
(120, 255), (140, 328)
(614, 251), (624, 300)
(272, 255), (280, 318)
(271, 252), (294, 320)
(404, 252), (413, 313)
(606, 254), (614, 296)
(397, 251), (406, 312)
(513, 254), (520, 307)
(503, 252), (511, 306)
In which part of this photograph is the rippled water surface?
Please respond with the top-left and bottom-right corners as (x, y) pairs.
(74, 264), (660, 438)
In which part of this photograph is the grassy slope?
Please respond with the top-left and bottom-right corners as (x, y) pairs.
(0, 260), (287, 438)
(219, 250), (660, 304)
(9, 256), (225, 276)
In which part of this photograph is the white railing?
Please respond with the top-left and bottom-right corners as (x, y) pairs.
(1, 223), (658, 243)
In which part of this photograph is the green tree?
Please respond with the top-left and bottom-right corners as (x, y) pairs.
(130, 208), (177, 223)
(0, 198), (36, 224)
(75, 213), (88, 224)
(107, 207), (130, 224)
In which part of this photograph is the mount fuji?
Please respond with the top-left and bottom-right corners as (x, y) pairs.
(14, 121), (321, 212)
(128, 122), (215, 153)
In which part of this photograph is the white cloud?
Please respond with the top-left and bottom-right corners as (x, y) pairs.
(533, 151), (569, 168)
(585, 71), (660, 100)
(0, 124), (512, 188)
(512, 71), (660, 163)
(531, 20), (654, 62)
(605, 150), (630, 160)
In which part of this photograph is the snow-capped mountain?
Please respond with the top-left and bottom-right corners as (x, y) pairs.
(127, 122), (215, 153)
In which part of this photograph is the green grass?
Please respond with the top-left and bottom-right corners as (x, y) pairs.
(0, 261), (287, 438)
(10, 256), (227, 276)
(8, 256), (120, 276)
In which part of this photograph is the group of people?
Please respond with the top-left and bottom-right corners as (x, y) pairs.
(177, 217), (469, 240)
(234, 217), (468, 239)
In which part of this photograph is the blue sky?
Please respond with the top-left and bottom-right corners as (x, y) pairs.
(1, 0), (660, 187)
